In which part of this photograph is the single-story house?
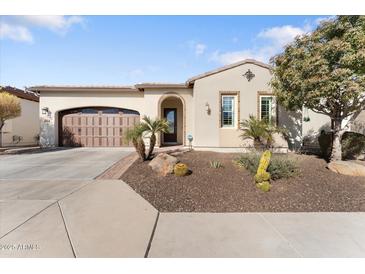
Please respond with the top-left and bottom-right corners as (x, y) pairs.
(29, 59), (364, 150)
(0, 86), (40, 147)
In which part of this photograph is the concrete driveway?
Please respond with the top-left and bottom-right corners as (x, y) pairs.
(0, 179), (158, 258)
(0, 147), (158, 258)
(0, 147), (133, 179)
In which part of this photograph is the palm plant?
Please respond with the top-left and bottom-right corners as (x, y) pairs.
(239, 115), (286, 149)
(141, 116), (170, 159)
(239, 115), (268, 149)
(124, 123), (146, 161)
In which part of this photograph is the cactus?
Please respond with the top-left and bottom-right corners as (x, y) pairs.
(258, 150), (271, 171)
(255, 150), (272, 192)
(256, 181), (271, 192)
(254, 171), (270, 183)
(174, 163), (189, 176)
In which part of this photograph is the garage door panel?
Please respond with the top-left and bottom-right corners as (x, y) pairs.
(61, 108), (139, 147)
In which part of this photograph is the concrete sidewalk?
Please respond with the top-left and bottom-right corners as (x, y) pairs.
(148, 212), (365, 258)
(1, 178), (365, 257)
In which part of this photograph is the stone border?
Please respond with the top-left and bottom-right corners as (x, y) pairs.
(95, 152), (139, 179)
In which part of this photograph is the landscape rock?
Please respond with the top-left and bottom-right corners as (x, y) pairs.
(149, 153), (179, 176)
(328, 161), (365, 177)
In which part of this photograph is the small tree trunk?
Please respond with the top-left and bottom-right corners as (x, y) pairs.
(330, 119), (343, 162)
(132, 138), (145, 161)
(137, 137), (146, 161)
(0, 120), (4, 147)
(254, 138), (262, 151)
(147, 134), (156, 159)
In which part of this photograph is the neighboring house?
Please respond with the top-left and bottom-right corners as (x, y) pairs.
(29, 59), (365, 150)
(0, 86), (40, 147)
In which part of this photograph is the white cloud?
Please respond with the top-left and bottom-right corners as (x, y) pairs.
(211, 47), (276, 64)
(195, 43), (207, 56)
(0, 16), (85, 43)
(17, 16), (85, 34)
(0, 22), (33, 43)
(258, 25), (309, 48)
(186, 40), (207, 56)
(315, 16), (336, 25)
(210, 24), (312, 65)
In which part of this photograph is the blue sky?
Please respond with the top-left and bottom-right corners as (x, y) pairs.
(0, 15), (331, 89)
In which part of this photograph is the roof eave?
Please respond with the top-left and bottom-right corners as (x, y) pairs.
(186, 59), (272, 85)
(135, 83), (189, 89)
(28, 86), (138, 92)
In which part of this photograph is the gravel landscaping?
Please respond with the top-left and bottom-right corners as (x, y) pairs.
(121, 151), (365, 212)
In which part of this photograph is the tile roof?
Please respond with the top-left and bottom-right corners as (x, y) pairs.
(0, 86), (39, 102)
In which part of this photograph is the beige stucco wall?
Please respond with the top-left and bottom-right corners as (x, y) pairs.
(39, 88), (194, 147)
(350, 110), (365, 135)
(143, 88), (194, 146)
(39, 89), (145, 146)
(38, 62), (355, 150)
(1, 99), (39, 147)
(192, 63), (291, 148)
(302, 109), (331, 144)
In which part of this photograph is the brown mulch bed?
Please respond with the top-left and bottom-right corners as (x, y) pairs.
(121, 151), (365, 212)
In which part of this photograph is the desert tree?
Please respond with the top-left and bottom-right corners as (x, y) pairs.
(0, 90), (21, 132)
(271, 16), (365, 161)
(124, 123), (146, 161)
(140, 116), (169, 159)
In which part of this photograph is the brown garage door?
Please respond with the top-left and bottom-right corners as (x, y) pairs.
(60, 107), (140, 147)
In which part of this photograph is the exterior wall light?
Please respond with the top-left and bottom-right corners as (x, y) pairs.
(205, 102), (211, 115)
(42, 107), (49, 115)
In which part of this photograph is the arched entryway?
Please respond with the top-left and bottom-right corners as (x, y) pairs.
(58, 107), (140, 147)
(158, 94), (185, 146)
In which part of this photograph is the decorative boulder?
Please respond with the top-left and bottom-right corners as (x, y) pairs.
(149, 153), (179, 176)
(328, 161), (365, 177)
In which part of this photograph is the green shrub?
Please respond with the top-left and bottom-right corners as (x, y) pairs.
(341, 132), (365, 159)
(318, 130), (332, 158)
(235, 153), (298, 180)
(317, 131), (365, 160)
(209, 160), (223, 168)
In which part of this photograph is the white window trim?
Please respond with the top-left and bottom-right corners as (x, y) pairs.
(221, 95), (238, 128)
(259, 95), (276, 123)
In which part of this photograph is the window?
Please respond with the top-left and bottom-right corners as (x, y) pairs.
(260, 96), (274, 123)
(221, 96), (235, 127)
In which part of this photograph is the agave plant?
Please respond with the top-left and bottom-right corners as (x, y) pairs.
(209, 160), (223, 168)
(141, 116), (170, 159)
(124, 123), (146, 161)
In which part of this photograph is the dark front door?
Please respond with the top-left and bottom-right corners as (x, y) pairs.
(163, 108), (177, 143)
